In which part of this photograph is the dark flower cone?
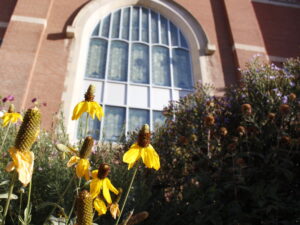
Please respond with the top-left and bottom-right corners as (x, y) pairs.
(8, 104), (15, 113)
(137, 124), (151, 148)
(84, 85), (95, 101)
(76, 190), (93, 225)
(15, 108), (41, 152)
(97, 163), (110, 179)
(79, 136), (94, 159)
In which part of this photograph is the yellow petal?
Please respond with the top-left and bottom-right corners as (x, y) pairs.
(67, 156), (80, 167)
(90, 178), (103, 199)
(102, 178), (112, 204)
(93, 102), (104, 121)
(141, 144), (160, 170)
(110, 203), (120, 219)
(76, 159), (90, 180)
(5, 161), (15, 172)
(88, 102), (96, 119)
(8, 148), (34, 186)
(91, 170), (98, 179)
(94, 198), (107, 216)
(105, 178), (119, 195)
(72, 102), (85, 120)
(123, 143), (141, 169)
(2, 114), (11, 127)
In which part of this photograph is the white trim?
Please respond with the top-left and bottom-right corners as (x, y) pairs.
(11, 15), (47, 26)
(233, 43), (266, 53)
(252, 0), (300, 8)
(0, 22), (8, 28)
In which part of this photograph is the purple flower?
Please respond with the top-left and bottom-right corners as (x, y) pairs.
(7, 95), (14, 101)
(290, 82), (295, 87)
(282, 96), (288, 104)
(31, 98), (37, 103)
(2, 97), (7, 103)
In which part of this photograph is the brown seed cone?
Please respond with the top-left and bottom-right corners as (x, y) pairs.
(84, 85), (95, 101)
(8, 104), (15, 113)
(79, 136), (94, 159)
(76, 190), (93, 225)
(15, 108), (41, 152)
(97, 163), (110, 179)
(137, 124), (151, 147)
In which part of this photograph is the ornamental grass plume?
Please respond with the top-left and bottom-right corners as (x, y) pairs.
(72, 84), (104, 120)
(123, 124), (160, 170)
(1, 104), (23, 127)
(76, 190), (93, 225)
(6, 107), (41, 186)
(90, 163), (119, 216)
(67, 136), (93, 180)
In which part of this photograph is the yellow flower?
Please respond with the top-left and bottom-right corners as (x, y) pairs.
(72, 85), (104, 120)
(1, 104), (23, 127)
(90, 164), (119, 216)
(67, 136), (93, 180)
(6, 147), (34, 186)
(123, 124), (160, 170)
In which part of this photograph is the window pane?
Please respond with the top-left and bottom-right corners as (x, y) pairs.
(101, 15), (111, 38)
(121, 8), (130, 40)
(142, 8), (149, 42)
(131, 7), (139, 41)
(173, 49), (192, 89)
(180, 31), (188, 48)
(108, 41), (128, 81)
(112, 10), (121, 38)
(92, 23), (100, 36)
(129, 108), (149, 132)
(86, 39), (107, 79)
(151, 11), (158, 43)
(152, 46), (171, 86)
(153, 111), (165, 128)
(77, 113), (100, 140)
(103, 106), (125, 142)
(160, 16), (168, 45)
(170, 22), (178, 46)
(130, 43), (149, 84)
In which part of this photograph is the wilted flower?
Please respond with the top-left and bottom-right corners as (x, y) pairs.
(241, 104), (252, 115)
(204, 114), (215, 126)
(237, 126), (246, 136)
(219, 127), (228, 136)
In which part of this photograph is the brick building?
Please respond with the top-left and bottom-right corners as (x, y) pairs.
(0, 0), (299, 141)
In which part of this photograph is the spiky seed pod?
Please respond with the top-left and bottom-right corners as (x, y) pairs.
(76, 190), (93, 225)
(79, 136), (94, 159)
(137, 124), (151, 148)
(97, 163), (110, 179)
(15, 108), (41, 152)
(8, 104), (15, 113)
(84, 85), (95, 102)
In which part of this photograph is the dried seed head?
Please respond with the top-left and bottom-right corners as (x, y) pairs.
(219, 127), (228, 136)
(84, 85), (95, 102)
(289, 93), (296, 101)
(137, 124), (151, 148)
(267, 113), (276, 121)
(97, 163), (110, 179)
(241, 104), (252, 115)
(15, 108), (41, 152)
(204, 115), (215, 126)
(237, 126), (246, 136)
(8, 104), (15, 113)
(280, 136), (291, 146)
(79, 136), (94, 159)
(279, 104), (290, 114)
(126, 211), (149, 225)
(76, 190), (93, 225)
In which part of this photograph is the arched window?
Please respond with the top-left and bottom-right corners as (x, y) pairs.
(78, 6), (194, 141)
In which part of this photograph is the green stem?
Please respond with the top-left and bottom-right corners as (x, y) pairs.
(114, 166), (138, 225)
(24, 181), (33, 225)
(0, 122), (11, 152)
(18, 191), (23, 225)
(66, 178), (81, 225)
(2, 171), (17, 225)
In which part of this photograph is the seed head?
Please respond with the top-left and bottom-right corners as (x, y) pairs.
(237, 126), (246, 136)
(204, 114), (215, 126)
(84, 85), (95, 102)
(289, 93), (296, 101)
(76, 190), (93, 225)
(79, 136), (94, 159)
(219, 127), (228, 136)
(241, 104), (252, 115)
(267, 113), (276, 121)
(137, 124), (151, 148)
(97, 163), (110, 179)
(15, 108), (41, 152)
(8, 104), (15, 113)
(279, 104), (290, 114)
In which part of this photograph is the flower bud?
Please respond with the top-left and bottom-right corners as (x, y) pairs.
(84, 85), (95, 101)
(15, 108), (41, 152)
(76, 190), (93, 225)
(8, 104), (15, 113)
(79, 136), (94, 159)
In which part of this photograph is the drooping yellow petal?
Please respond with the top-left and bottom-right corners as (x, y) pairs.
(2, 114), (11, 127)
(90, 178), (103, 199)
(11, 113), (23, 123)
(88, 102), (96, 119)
(110, 203), (120, 219)
(105, 178), (119, 195)
(94, 103), (104, 121)
(94, 198), (107, 216)
(67, 156), (80, 167)
(1, 113), (21, 127)
(141, 144), (160, 170)
(91, 170), (98, 179)
(102, 178), (113, 204)
(123, 143), (141, 169)
(72, 102), (85, 120)
(5, 161), (15, 172)
(8, 148), (34, 186)
(76, 159), (90, 180)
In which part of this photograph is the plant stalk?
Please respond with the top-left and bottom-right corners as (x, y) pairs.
(2, 171), (17, 225)
(0, 122), (12, 152)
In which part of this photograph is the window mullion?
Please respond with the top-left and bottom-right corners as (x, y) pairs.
(148, 8), (153, 130)
(139, 7), (142, 42)
(99, 21), (103, 37)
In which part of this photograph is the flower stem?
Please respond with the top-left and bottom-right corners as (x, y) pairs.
(66, 178), (81, 225)
(114, 166), (138, 225)
(0, 122), (11, 153)
(2, 171), (17, 225)
(17, 191), (23, 225)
